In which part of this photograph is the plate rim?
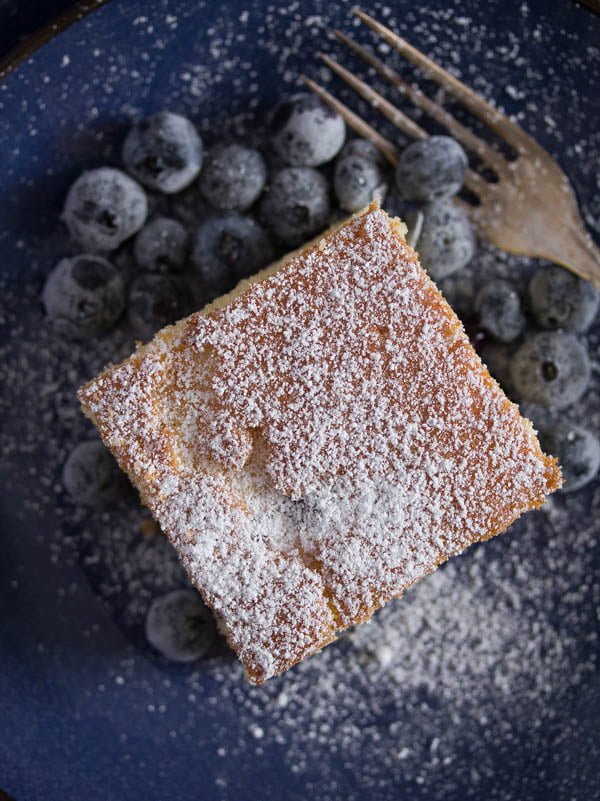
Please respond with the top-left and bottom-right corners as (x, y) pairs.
(1, 0), (598, 81)
(0, 0), (111, 81)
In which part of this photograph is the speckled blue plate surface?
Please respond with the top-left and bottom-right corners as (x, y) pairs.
(1, 2), (599, 800)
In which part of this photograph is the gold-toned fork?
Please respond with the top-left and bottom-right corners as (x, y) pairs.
(302, 8), (600, 288)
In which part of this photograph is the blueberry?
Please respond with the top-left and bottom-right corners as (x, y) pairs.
(528, 266), (599, 333)
(340, 138), (385, 165)
(145, 589), (217, 662)
(199, 144), (267, 211)
(260, 167), (330, 246)
(539, 424), (600, 493)
(42, 254), (126, 338)
(417, 199), (475, 281)
(510, 332), (590, 409)
(438, 273), (476, 319)
(334, 155), (387, 212)
(382, 190), (415, 222)
(134, 217), (188, 273)
(128, 273), (191, 339)
(122, 112), (203, 194)
(62, 440), (122, 505)
(63, 168), (148, 252)
(192, 214), (274, 293)
(269, 92), (346, 167)
(167, 182), (212, 230)
(478, 342), (515, 395)
(395, 136), (468, 203)
(475, 280), (526, 343)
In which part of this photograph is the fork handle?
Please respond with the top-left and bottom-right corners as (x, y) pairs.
(539, 223), (600, 289)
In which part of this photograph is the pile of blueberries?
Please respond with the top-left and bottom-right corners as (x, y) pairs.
(43, 94), (478, 348)
(477, 270), (599, 493)
(51, 94), (599, 553)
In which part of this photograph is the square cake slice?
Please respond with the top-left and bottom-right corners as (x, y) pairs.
(78, 204), (561, 683)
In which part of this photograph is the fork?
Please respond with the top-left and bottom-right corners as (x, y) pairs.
(302, 8), (600, 288)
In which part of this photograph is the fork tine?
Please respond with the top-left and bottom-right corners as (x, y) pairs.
(335, 30), (509, 177)
(300, 75), (401, 166)
(353, 8), (537, 154)
(303, 75), (488, 226)
(303, 73), (485, 229)
(317, 53), (428, 141)
(314, 56), (487, 198)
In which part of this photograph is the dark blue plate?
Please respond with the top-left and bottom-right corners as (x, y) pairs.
(1, 2), (599, 800)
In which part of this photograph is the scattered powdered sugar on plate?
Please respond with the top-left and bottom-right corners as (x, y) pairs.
(1, 224), (598, 797)
(198, 498), (598, 795)
(1, 1), (599, 797)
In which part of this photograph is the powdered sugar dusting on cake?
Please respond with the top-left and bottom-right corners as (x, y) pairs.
(79, 207), (559, 682)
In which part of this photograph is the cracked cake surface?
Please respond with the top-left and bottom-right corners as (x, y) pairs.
(78, 204), (561, 683)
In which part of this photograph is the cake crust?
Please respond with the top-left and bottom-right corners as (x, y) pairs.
(79, 205), (561, 683)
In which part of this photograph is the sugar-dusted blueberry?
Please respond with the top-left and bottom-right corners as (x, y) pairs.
(478, 342), (516, 395)
(260, 167), (330, 246)
(437, 273), (476, 320)
(528, 266), (599, 333)
(334, 154), (387, 213)
(510, 332), (590, 409)
(42, 254), (126, 338)
(199, 144), (267, 211)
(134, 216), (188, 273)
(145, 588), (217, 662)
(62, 440), (123, 505)
(382, 190), (415, 223)
(269, 93), (345, 167)
(340, 137), (385, 165)
(395, 136), (468, 203)
(475, 280), (526, 343)
(192, 214), (274, 293)
(63, 167), (148, 252)
(122, 112), (203, 194)
(539, 424), (600, 493)
(128, 273), (190, 339)
(417, 199), (475, 281)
